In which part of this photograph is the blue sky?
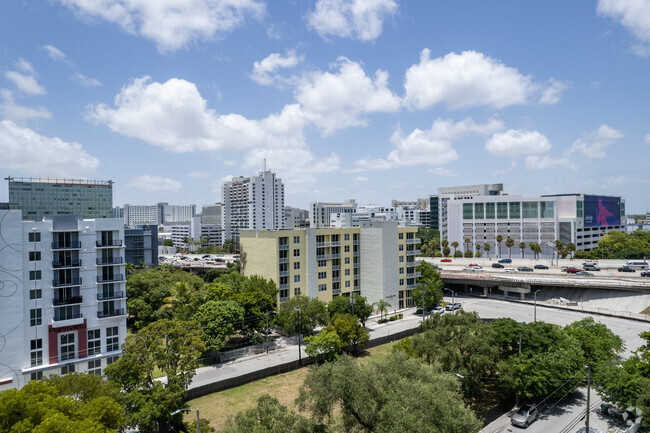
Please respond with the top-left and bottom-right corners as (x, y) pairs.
(0, 0), (649, 213)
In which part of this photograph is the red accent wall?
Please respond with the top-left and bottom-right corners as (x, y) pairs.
(48, 324), (58, 365)
(47, 319), (87, 365)
(78, 319), (87, 359)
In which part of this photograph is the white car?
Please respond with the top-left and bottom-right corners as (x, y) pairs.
(504, 268), (518, 273)
(463, 266), (485, 271)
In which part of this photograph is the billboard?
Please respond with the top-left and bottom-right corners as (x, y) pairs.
(584, 195), (621, 228)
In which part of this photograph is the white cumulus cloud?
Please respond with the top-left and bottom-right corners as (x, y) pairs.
(598, 0), (650, 56)
(72, 73), (102, 87)
(539, 79), (569, 105)
(0, 89), (52, 122)
(485, 129), (552, 156)
(307, 0), (398, 41)
(294, 57), (401, 134)
(525, 155), (572, 171)
(645, 133), (650, 144)
(43, 44), (68, 62)
(4, 60), (45, 96)
(127, 175), (182, 192)
(250, 50), (303, 86)
(355, 117), (503, 171)
(570, 124), (624, 159)
(0, 120), (98, 176)
(404, 49), (564, 110)
(60, 0), (265, 52)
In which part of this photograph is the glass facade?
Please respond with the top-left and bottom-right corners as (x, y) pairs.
(485, 203), (495, 219)
(474, 203), (484, 219)
(463, 203), (473, 219)
(523, 202), (539, 219)
(540, 201), (554, 218)
(8, 178), (113, 221)
(577, 201), (583, 218)
(497, 202), (508, 219)
(509, 202), (520, 218)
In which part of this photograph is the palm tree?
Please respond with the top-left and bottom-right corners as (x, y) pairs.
(505, 237), (515, 258)
(451, 241), (459, 256)
(496, 234), (503, 258)
(476, 243), (482, 256)
(373, 299), (391, 321)
(464, 237), (471, 252)
(519, 241), (527, 259)
(566, 242), (576, 259)
(484, 242), (491, 259)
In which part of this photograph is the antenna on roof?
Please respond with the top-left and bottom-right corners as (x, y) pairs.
(263, 158), (267, 172)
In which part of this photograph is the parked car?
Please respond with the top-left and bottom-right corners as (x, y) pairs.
(215, 258), (225, 262)
(618, 266), (635, 272)
(499, 258), (512, 263)
(583, 264), (601, 271)
(463, 266), (485, 271)
(202, 254), (210, 259)
(565, 266), (582, 273)
(233, 255), (240, 259)
(511, 404), (538, 428)
(576, 271), (594, 277)
(446, 302), (462, 311)
(492, 263), (504, 268)
(432, 306), (444, 314)
(504, 268), (518, 273)
(468, 263), (481, 268)
(441, 258), (452, 262)
(534, 264), (549, 270)
(583, 260), (599, 267)
(641, 270), (650, 277)
(517, 266), (534, 272)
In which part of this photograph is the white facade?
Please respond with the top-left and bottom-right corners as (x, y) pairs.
(310, 199), (357, 228)
(222, 171), (285, 241)
(124, 204), (158, 226)
(284, 206), (309, 229)
(170, 217), (224, 250)
(0, 211), (126, 390)
(123, 203), (196, 227)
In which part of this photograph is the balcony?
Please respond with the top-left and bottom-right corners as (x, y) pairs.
(52, 278), (82, 287)
(51, 241), (81, 250)
(406, 261), (418, 267)
(353, 251), (360, 256)
(96, 257), (124, 266)
(53, 296), (82, 306)
(97, 309), (125, 319)
(97, 274), (125, 283)
(278, 244), (289, 250)
(316, 241), (341, 247)
(331, 265), (341, 271)
(279, 257), (289, 264)
(279, 283), (289, 290)
(54, 312), (83, 322)
(406, 238), (421, 245)
(406, 284), (417, 289)
(332, 277), (341, 283)
(332, 288), (341, 295)
(52, 259), (82, 269)
(96, 240), (123, 248)
(279, 271), (289, 277)
(353, 240), (360, 245)
(406, 249), (422, 256)
(354, 262), (360, 268)
(407, 272), (422, 279)
(279, 296), (289, 303)
(316, 253), (342, 261)
(97, 291), (125, 301)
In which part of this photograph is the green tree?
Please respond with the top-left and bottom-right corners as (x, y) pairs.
(528, 242), (541, 260)
(194, 300), (246, 352)
(484, 242), (491, 259)
(416, 227), (440, 247)
(222, 239), (234, 253)
(304, 328), (344, 362)
(464, 250), (474, 258)
(496, 234), (503, 258)
(564, 317), (623, 367)
(505, 237), (515, 258)
(451, 241), (459, 256)
(0, 379), (123, 433)
(104, 319), (206, 432)
(221, 395), (325, 433)
(519, 241), (527, 259)
(160, 281), (197, 320)
(411, 262), (443, 311)
(277, 295), (329, 336)
(163, 239), (174, 247)
(475, 243), (482, 258)
(330, 313), (370, 354)
(297, 353), (482, 433)
(441, 238), (450, 257)
(565, 242), (576, 259)
(464, 236), (471, 252)
(327, 294), (373, 326)
(373, 299), (391, 321)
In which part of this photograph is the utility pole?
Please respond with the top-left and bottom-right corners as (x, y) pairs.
(586, 365), (591, 433)
(294, 307), (302, 366)
(265, 311), (269, 354)
(517, 331), (522, 407)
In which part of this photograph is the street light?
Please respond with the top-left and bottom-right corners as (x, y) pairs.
(533, 290), (541, 322)
(444, 288), (455, 304)
(265, 310), (278, 354)
(170, 408), (200, 433)
(294, 307), (302, 366)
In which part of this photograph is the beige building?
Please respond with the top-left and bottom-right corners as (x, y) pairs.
(240, 221), (420, 309)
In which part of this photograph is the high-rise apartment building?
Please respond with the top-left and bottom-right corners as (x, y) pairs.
(222, 170), (285, 243)
(7, 177), (113, 221)
(0, 211), (127, 390)
(240, 221), (420, 308)
(309, 199), (357, 228)
(125, 225), (158, 266)
(123, 203), (196, 227)
(284, 206), (309, 229)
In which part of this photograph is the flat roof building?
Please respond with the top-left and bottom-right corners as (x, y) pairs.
(7, 176), (113, 221)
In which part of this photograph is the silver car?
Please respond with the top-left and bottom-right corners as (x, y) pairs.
(511, 404), (538, 428)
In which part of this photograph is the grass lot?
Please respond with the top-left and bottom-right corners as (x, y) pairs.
(186, 340), (400, 431)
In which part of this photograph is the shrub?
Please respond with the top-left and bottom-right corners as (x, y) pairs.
(378, 318), (389, 324)
(398, 313), (403, 319)
(389, 316), (397, 321)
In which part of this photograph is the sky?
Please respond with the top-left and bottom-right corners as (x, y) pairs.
(0, 0), (649, 213)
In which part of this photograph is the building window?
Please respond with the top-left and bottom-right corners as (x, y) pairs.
(294, 275), (300, 283)
(30, 339), (43, 367)
(29, 270), (42, 281)
(345, 257), (350, 264)
(29, 289), (42, 300)
(60, 333), (76, 362)
(474, 203), (484, 219)
(399, 244), (404, 251)
(463, 203), (473, 219)
(293, 236), (300, 244)
(345, 280), (350, 288)
(106, 327), (119, 352)
(28, 251), (41, 261)
(88, 329), (101, 356)
(485, 203), (495, 219)
(399, 279), (404, 286)
(293, 262), (300, 270)
(344, 234), (350, 241)
(399, 256), (404, 263)
(318, 272), (327, 280)
(106, 355), (119, 365)
(318, 284), (327, 292)
(399, 233), (403, 240)
(30, 371), (43, 381)
(88, 359), (102, 376)
(497, 202), (508, 219)
(61, 363), (75, 375)
(28, 232), (41, 242)
(30, 309), (42, 326)
(293, 249), (300, 257)
(399, 267), (404, 274)
(345, 269), (350, 276)
(317, 260), (327, 267)
(523, 202), (539, 219)
(540, 201), (554, 218)
(344, 245), (350, 253)
(509, 202), (521, 219)
(294, 287), (301, 296)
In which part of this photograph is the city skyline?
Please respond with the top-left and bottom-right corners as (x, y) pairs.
(0, 1), (649, 212)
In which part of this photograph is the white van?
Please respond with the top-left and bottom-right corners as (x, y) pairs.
(624, 260), (649, 270)
(582, 260), (599, 267)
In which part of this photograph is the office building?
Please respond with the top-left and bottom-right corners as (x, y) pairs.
(170, 217), (223, 251)
(284, 206), (309, 229)
(445, 192), (625, 257)
(6, 176), (113, 221)
(0, 211), (127, 390)
(125, 225), (158, 266)
(310, 199), (357, 228)
(200, 204), (222, 225)
(123, 203), (196, 227)
(222, 170), (285, 244)
(240, 221), (420, 308)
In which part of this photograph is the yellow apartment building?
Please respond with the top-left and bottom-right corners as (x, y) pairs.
(240, 221), (421, 308)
